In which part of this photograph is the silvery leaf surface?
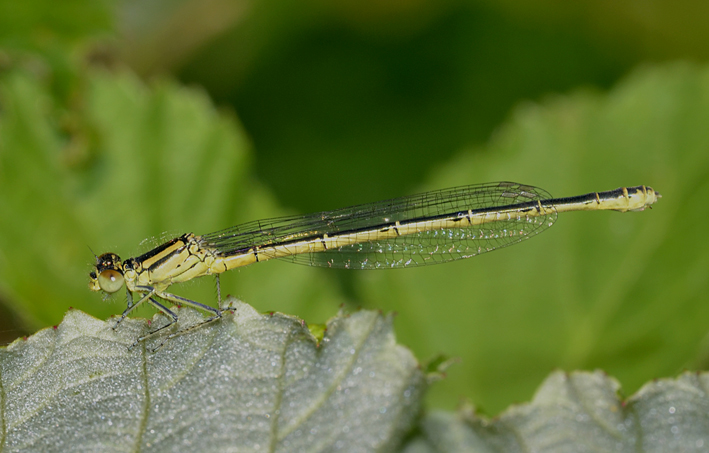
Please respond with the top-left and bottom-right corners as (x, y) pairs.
(0, 299), (424, 452)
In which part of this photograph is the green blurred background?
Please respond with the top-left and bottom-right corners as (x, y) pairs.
(1, 0), (707, 415)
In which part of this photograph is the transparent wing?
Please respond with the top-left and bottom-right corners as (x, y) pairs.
(199, 182), (557, 269)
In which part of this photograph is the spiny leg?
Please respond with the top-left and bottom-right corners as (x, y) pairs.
(216, 274), (221, 307)
(215, 274), (237, 315)
(124, 286), (237, 352)
(151, 312), (225, 353)
(129, 297), (178, 350)
(149, 291), (233, 352)
(114, 287), (153, 330)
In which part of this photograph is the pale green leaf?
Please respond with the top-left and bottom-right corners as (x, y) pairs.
(409, 370), (709, 452)
(0, 299), (424, 452)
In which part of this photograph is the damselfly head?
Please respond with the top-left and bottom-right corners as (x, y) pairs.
(89, 252), (125, 294)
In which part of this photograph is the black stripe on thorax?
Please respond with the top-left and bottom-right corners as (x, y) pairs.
(134, 233), (192, 270)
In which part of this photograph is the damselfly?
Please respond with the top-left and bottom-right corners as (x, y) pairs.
(89, 182), (660, 350)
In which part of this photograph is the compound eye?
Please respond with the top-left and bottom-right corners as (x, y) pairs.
(98, 269), (124, 293)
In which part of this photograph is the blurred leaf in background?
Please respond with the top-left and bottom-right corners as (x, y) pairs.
(0, 68), (346, 339)
(0, 0), (113, 103)
(359, 63), (707, 413)
(0, 0), (115, 335)
(1, 0), (708, 418)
